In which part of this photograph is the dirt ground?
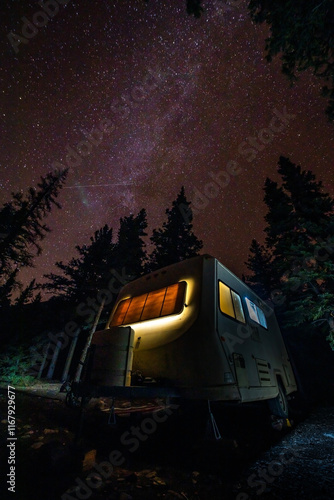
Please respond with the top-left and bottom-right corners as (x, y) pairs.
(0, 387), (333, 500)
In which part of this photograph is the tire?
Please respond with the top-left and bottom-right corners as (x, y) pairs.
(268, 382), (289, 418)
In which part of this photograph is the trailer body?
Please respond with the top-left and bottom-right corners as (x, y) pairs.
(85, 254), (297, 405)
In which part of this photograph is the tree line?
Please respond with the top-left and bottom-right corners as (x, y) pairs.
(0, 157), (334, 396)
(244, 156), (334, 350)
(1, 158), (334, 350)
(0, 178), (203, 351)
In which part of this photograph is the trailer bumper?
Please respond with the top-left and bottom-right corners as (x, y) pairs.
(71, 382), (241, 402)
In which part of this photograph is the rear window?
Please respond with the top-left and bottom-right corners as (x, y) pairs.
(110, 281), (187, 326)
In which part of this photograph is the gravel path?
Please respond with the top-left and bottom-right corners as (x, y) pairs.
(234, 407), (334, 500)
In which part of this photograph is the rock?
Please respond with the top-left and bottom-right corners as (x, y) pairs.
(82, 449), (97, 471)
(153, 477), (166, 486)
(145, 470), (157, 479)
(31, 442), (44, 450)
(87, 472), (102, 484)
(138, 469), (152, 475)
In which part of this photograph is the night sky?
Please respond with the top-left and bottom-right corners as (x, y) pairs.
(1, 0), (334, 289)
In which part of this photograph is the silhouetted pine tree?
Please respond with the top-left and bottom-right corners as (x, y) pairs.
(248, 0), (334, 120)
(113, 208), (148, 280)
(244, 239), (274, 300)
(246, 156), (334, 349)
(15, 279), (41, 308)
(148, 186), (203, 271)
(277, 156), (334, 238)
(0, 270), (19, 309)
(43, 209), (148, 304)
(0, 169), (68, 306)
(43, 224), (116, 302)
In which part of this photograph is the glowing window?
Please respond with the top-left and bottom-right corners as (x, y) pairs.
(110, 281), (186, 326)
(141, 288), (166, 321)
(257, 307), (268, 329)
(245, 298), (267, 329)
(161, 283), (185, 316)
(245, 298), (259, 323)
(123, 294), (147, 324)
(110, 298), (130, 326)
(219, 282), (235, 318)
(219, 282), (245, 323)
(231, 290), (246, 323)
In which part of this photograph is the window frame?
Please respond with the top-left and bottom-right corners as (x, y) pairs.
(245, 297), (268, 330)
(218, 280), (246, 324)
(110, 281), (187, 326)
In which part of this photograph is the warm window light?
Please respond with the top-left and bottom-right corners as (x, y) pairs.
(110, 281), (187, 326)
(219, 281), (245, 323)
(219, 281), (235, 318)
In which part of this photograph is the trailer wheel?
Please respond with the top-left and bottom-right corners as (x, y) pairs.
(268, 382), (289, 418)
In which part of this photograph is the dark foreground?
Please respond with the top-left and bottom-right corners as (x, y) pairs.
(0, 389), (333, 500)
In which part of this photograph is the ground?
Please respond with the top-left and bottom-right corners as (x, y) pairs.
(0, 384), (333, 500)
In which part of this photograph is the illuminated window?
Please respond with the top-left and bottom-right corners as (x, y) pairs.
(111, 298), (130, 326)
(245, 298), (259, 322)
(110, 281), (187, 326)
(161, 283), (185, 316)
(123, 294), (147, 324)
(257, 307), (268, 329)
(231, 290), (246, 323)
(141, 288), (166, 321)
(245, 298), (267, 329)
(219, 281), (245, 323)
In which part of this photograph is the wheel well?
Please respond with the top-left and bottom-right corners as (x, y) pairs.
(275, 374), (286, 393)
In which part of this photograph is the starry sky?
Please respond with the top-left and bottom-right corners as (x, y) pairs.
(1, 0), (334, 289)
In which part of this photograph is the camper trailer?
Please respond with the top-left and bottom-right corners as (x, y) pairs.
(75, 254), (297, 419)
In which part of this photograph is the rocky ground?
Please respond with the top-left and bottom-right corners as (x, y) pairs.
(0, 385), (333, 500)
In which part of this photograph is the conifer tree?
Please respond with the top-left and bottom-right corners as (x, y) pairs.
(0, 169), (68, 276)
(0, 270), (19, 309)
(43, 224), (115, 302)
(15, 279), (41, 308)
(246, 156), (334, 348)
(113, 209), (148, 280)
(277, 156), (334, 238)
(43, 209), (148, 303)
(149, 186), (203, 271)
(0, 169), (68, 304)
(244, 239), (273, 299)
(248, 0), (334, 120)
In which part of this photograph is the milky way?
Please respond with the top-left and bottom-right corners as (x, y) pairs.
(1, 0), (333, 289)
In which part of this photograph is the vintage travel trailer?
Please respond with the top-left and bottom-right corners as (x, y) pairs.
(78, 254), (297, 418)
